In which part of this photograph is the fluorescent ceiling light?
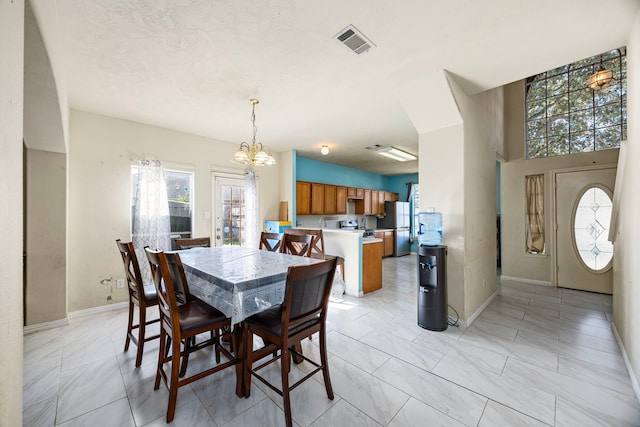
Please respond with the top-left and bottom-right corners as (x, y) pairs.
(376, 146), (416, 162)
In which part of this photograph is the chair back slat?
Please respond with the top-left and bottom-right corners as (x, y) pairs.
(284, 228), (325, 259)
(145, 248), (180, 328)
(282, 233), (313, 257)
(175, 237), (211, 250)
(259, 232), (284, 252)
(116, 239), (144, 301)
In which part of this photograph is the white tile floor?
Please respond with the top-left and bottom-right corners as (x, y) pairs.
(23, 255), (640, 426)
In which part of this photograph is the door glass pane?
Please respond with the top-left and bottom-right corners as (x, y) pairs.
(220, 183), (245, 246)
(573, 187), (613, 271)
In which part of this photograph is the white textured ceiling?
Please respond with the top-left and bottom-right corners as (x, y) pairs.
(30, 0), (640, 174)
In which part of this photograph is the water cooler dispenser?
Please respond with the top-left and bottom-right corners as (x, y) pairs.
(418, 245), (448, 331)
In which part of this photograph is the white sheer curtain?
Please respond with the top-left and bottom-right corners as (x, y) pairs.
(244, 171), (259, 249)
(133, 160), (172, 282)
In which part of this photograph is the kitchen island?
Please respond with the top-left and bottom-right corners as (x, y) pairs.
(322, 229), (383, 296)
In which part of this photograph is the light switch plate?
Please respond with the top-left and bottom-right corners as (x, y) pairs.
(116, 278), (125, 289)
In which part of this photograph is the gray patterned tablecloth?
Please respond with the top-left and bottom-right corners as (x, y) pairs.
(178, 246), (320, 325)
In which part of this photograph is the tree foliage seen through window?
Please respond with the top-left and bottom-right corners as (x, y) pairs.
(525, 48), (626, 159)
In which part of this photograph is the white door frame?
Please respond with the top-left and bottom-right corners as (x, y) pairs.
(211, 170), (245, 246)
(550, 163), (617, 286)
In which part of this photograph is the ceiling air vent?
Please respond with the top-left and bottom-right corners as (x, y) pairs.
(335, 25), (375, 55)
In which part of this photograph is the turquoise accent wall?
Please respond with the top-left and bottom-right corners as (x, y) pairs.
(386, 173), (418, 202)
(296, 156), (417, 193)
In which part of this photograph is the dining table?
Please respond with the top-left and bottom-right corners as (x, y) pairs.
(177, 245), (322, 397)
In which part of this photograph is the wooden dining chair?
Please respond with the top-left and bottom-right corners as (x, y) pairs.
(242, 258), (337, 427)
(175, 237), (211, 250)
(116, 239), (160, 367)
(144, 248), (236, 423)
(284, 228), (324, 259)
(282, 233), (313, 257)
(259, 232), (284, 252)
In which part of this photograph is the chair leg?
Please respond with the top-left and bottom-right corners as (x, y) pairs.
(179, 338), (191, 377)
(135, 306), (147, 367)
(214, 330), (221, 363)
(281, 346), (293, 427)
(166, 334), (181, 423)
(319, 327), (334, 399)
(242, 328), (253, 398)
(124, 300), (134, 352)
(155, 328), (167, 390)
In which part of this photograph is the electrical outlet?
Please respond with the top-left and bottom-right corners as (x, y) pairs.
(116, 278), (125, 289)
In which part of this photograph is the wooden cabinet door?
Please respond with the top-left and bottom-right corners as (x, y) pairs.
(363, 189), (372, 215)
(296, 181), (311, 215)
(356, 187), (364, 199)
(378, 191), (386, 214)
(384, 231), (394, 256)
(311, 183), (325, 214)
(324, 185), (337, 214)
(362, 241), (383, 293)
(371, 190), (378, 214)
(336, 186), (347, 214)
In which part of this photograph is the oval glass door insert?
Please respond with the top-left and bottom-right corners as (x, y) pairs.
(572, 186), (613, 272)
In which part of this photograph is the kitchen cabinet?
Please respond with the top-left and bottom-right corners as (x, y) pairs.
(336, 186), (347, 214)
(362, 241), (383, 293)
(324, 184), (337, 214)
(311, 183), (325, 215)
(347, 187), (364, 200)
(355, 189), (372, 215)
(375, 231), (395, 257)
(296, 181), (311, 215)
(385, 192), (399, 202)
(377, 191), (386, 215)
(371, 190), (379, 214)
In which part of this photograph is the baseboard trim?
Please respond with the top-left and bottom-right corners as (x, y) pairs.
(611, 321), (640, 403)
(23, 318), (69, 335)
(69, 301), (129, 319)
(500, 275), (553, 287)
(465, 290), (498, 327)
(344, 289), (364, 298)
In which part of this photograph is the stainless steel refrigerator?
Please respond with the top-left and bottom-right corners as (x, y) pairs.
(378, 201), (411, 257)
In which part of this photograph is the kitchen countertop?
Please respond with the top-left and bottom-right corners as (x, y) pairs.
(362, 237), (383, 244)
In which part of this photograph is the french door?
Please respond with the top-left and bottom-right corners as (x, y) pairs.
(213, 175), (246, 247)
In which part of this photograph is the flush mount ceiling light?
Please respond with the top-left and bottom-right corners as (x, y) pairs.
(370, 146), (416, 162)
(320, 145), (330, 155)
(232, 99), (276, 167)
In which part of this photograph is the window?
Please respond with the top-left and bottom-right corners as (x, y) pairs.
(131, 166), (194, 238)
(525, 174), (544, 254)
(525, 48), (626, 159)
(573, 186), (613, 271)
(409, 183), (420, 239)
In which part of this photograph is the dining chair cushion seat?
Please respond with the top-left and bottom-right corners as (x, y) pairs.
(178, 300), (229, 335)
(245, 305), (321, 339)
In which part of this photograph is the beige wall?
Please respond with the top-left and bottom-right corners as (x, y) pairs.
(25, 149), (67, 325)
(612, 10), (640, 398)
(417, 77), (501, 322)
(0, 0), (24, 424)
(501, 81), (619, 283)
(68, 109), (281, 312)
(419, 124), (465, 315)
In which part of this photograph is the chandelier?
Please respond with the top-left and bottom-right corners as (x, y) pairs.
(232, 99), (276, 166)
(587, 52), (617, 90)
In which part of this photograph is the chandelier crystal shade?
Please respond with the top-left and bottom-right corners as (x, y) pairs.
(232, 99), (276, 167)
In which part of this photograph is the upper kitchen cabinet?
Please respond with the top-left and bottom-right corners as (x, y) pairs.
(347, 187), (364, 200)
(311, 183), (325, 215)
(355, 189), (372, 215)
(336, 186), (347, 214)
(323, 184), (337, 214)
(296, 181), (312, 215)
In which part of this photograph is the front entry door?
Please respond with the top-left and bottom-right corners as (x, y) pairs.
(554, 167), (616, 294)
